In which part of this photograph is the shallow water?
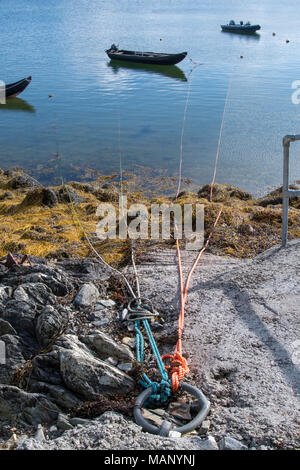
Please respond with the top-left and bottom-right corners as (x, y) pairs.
(1, 0), (300, 194)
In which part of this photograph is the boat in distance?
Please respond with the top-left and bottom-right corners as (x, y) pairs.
(5, 76), (32, 99)
(106, 44), (187, 65)
(221, 20), (261, 34)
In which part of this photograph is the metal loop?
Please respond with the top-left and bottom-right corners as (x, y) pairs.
(134, 382), (210, 436)
(126, 297), (159, 322)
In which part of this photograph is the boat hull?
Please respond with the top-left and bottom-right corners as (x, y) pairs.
(5, 76), (32, 99)
(106, 50), (187, 66)
(221, 24), (261, 34)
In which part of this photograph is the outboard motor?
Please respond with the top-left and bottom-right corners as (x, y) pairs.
(110, 44), (118, 52)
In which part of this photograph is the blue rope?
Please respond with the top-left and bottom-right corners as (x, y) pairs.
(135, 318), (172, 405)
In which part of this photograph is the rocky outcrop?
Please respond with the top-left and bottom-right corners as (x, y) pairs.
(59, 344), (135, 400)
(0, 257), (136, 432)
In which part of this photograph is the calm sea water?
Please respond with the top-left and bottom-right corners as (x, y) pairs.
(1, 0), (300, 194)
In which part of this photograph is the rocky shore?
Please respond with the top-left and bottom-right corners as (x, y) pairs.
(0, 169), (299, 450)
(0, 168), (300, 261)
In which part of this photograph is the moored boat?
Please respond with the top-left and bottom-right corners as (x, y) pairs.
(5, 76), (32, 99)
(106, 44), (187, 66)
(221, 20), (261, 34)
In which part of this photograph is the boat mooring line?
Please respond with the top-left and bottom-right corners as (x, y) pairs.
(210, 72), (232, 202)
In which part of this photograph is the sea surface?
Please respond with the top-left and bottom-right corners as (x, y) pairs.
(1, 0), (300, 194)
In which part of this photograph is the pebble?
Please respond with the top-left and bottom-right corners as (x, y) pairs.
(122, 337), (136, 349)
(219, 436), (248, 450)
(199, 420), (210, 435)
(105, 357), (118, 366)
(117, 362), (133, 372)
(57, 413), (74, 431)
(34, 424), (46, 442)
(190, 435), (219, 451)
(49, 425), (58, 433)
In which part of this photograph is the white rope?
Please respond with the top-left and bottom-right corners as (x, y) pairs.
(175, 60), (200, 200)
(210, 73), (232, 202)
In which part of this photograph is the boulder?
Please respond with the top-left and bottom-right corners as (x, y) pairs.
(73, 283), (100, 308)
(219, 436), (248, 450)
(35, 306), (68, 347)
(31, 350), (63, 385)
(59, 345), (135, 400)
(29, 381), (82, 410)
(7, 173), (41, 190)
(57, 186), (84, 204)
(0, 319), (17, 336)
(80, 332), (134, 361)
(0, 385), (60, 426)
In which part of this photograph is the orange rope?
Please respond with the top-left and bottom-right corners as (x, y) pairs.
(162, 206), (223, 392)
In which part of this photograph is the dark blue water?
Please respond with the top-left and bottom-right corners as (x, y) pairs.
(1, 0), (300, 194)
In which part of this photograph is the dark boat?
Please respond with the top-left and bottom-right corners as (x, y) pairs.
(5, 76), (32, 99)
(221, 20), (261, 34)
(108, 60), (187, 82)
(106, 44), (187, 66)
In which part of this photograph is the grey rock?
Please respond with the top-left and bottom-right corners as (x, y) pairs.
(199, 420), (211, 435)
(0, 286), (11, 302)
(31, 350), (62, 385)
(0, 385), (60, 426)
(190, 435), (219, 450)
(219, 436), (248, 450)
(57, 413), (74, 431)
(80, 331), (134, 361)
(59, 344), (135, 400)
(57, 186), (84, 204)
(73, 283), (100, 307)
(168, 402), (192, 421)
(15, 411), (219, 450)
(35, 305), (67, 347)
(117, 362), (133, 372)
(0, 319), (17, 336)
(122, 337), (136, 349)
(34, 424), (46, 442)
(104, 357), (118, 366)
(0, 334), (26, 384)
(29, 381), (82, 410)
(13, 282), (55, 306)
(8, 173), (41, 190)
(42, 188), (58, 208)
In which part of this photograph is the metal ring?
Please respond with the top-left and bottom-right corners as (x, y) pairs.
(134, 382), (210, 435)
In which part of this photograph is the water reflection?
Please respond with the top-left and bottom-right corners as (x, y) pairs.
(107, 60), (187, 82)
(221, 31), (261, 41)
(0, 98), (35, 113)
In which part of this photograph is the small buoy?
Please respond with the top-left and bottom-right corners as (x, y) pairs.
(272, 32), (276, 36)
(286, 39), (290, 43)
(48, 94), (54, 98)
(240, 55), (244, 59)
(160, 38), (162, 41)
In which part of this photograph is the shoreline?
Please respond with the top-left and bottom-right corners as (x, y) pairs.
(0, 168), (299, 262)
